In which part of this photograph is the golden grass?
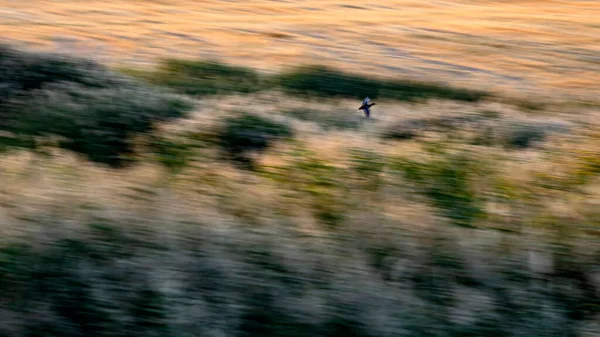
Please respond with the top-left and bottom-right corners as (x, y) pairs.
(1, 0), (598, 101)
(1, 91), (598, 240)
(2, 8), (600, 331)
(1, 83), (599, 336)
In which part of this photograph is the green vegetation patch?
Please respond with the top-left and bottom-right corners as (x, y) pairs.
(131, 60), (489, 103)
(392, 149), (488, 227)
(139, 59), (265, 96)
(0, 45), (193, 167)
(217, 112), (293, 168)
(275, 65), (489, 102)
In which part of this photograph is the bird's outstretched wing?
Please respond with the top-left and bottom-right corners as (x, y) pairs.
(358, 97), (370, 110)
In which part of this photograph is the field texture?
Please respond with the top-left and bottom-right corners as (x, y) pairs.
(1, 0), (599, 100)
(1, 2), (600, 336)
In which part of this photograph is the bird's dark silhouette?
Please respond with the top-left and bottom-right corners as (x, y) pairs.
(358, 97), (376, 118)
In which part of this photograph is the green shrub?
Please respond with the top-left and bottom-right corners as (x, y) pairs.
(0, 45), (192, 167)
(275, 65), (379, 99)
(218, 112), (293, 167)
(299, 156), (348, 229)
(131, 60), (488, 103)
(146, 59), (264, 96)
(503, 121), (547, 149)
(471, 121), (549, 149)
(381, 79), (488, 102)
(392, 151), (487, 227)
(15, 83), (190, 167)
(263, 147), (349, 228)
(0, 134), (36, 153)
(148, 136), (195, 173)
(0, 44), (115, 103)
(275, 65), (489, 102)
(146, 129), (214, 173)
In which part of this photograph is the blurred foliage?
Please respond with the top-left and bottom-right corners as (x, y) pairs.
(263, 147), (349, 228)
(148, 136), (195, 174)
(534, 148), (600, 192)
(1, 44), (600, 337)
(217, 112), (293, 168)
(275, 65), (489, 102)
(382, 115), (486, 142)
(275, 65), (380, 99)
(348, 148), (386, 192)
(0, 45), (193, 167)
(471, 120), (550, 149)
(128, 60), (489, 103)
(0, 220), (598, 337)
(0, 134), (37, 153)
(391, 149), (488, 227)
(502, 121), (547, 149)
(139, 59), (265, 96)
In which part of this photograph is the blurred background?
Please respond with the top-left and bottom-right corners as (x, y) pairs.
(1, 1), (599, 336)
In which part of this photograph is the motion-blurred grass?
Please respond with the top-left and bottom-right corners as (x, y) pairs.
(0, 45), (193, 167)
(1, 45), (599, 337)
(125, 61), (489, 102)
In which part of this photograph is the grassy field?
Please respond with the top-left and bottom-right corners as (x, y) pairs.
(1, 44), (600, 336)
(1, 0), (599, 101)
(1, 1), (600, 336)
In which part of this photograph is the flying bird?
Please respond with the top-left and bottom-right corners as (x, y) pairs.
(358, 97), (376, 118)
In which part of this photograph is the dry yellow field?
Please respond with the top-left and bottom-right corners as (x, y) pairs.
(1, 0), (599, 100)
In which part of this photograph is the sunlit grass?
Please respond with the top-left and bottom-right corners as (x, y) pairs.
(2, 0), (598, 101)
(1, 40), (600, 336)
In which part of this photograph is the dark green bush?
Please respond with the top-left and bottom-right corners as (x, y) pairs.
(503, 122), (547, 149)
(380, 78), (488, 102)
(0, 44), (114, 102)
(0, 134), (36, 153)
(134, 60), (488, 103)
(147, 59), (264, 96)
(275, 65), (379, 99)
(275, 65), (489, 102)
(0, 45), (192, 167)
(218, 112), (293, 167)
